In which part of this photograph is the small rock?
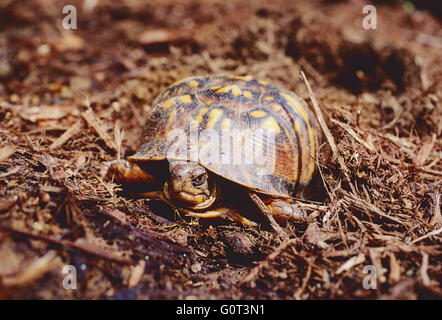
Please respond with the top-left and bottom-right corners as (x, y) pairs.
(222, 231), (254, 255)
(304, 223), (328, 249)
(60, 86), (74, 99)
(39, 191), (50, 203)
(190, 263), (202, 273)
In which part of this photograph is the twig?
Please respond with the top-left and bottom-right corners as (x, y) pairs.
(81, 108), (118, 151)
(419, 252), (431, 287)
(0, 165), (24, 178)
(0, 250), (59, 287)
(410, 227), (442, 245)
(0, 224), (135, 265)
(248, 193), (289, 240)
(114, 121), (125, 160)
(389, 253), (401, 283)
(429, 191), (441, 226)
(49, 120), (83, 150)
(299, 71), (356, 195)
(294, 264), (312, 300)
(330, 118), (377, 153)
(128, 260), (146, 288)
(342, 190), (404, 224)
(336, 253), (365, 275)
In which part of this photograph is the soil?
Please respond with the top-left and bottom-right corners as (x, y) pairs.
(0, 0), (441, 299)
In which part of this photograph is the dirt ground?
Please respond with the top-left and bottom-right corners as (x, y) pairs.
(0, 0), (441, 300)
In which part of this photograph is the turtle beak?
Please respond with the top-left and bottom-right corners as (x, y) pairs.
(165, 180), (206, 205)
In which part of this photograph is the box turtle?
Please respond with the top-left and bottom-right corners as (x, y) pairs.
(105, 75), (320, 226)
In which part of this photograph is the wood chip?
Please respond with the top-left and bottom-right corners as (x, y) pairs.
(389, 252), (401, 283)
(1, 251), (59, 287)
(20, 105), (74, 123)
(138, 29), (189, 45)
(40, 185), (64, 193)
(0, 165), (24, 178)
(304, 223), (328, 249)
(0, 198), (17, 212)
(336, 253), (365, 275)
(369, 248), (386, 283)
(0, 145), (16, 162)
(128, 260), (146, 288)
(414, 134), (436, 167)
(81, 108), (118, 151)
(419, 252), (431, 287)
(72, 238), (133, 264)
(52, 32), (85, 51)
(107, 209), (131, 226)
(429, 191), (441, 226)
(49, 120), (83, 150)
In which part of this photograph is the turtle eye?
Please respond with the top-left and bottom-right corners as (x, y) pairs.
(192, 173), (207, 186)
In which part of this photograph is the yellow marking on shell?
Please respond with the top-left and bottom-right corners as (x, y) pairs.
(231, 86), (242, 97)
(210, 85), (222, 90)
(221, 118), (231, 130)
(259, 80), (269, 85)
(307, 128), (317, 177)
(205, 98), (216, 105)
(283, 142), (291, 151)
(163, 97), (177, 109)
(167, 108), (177, 127)
(262, 116), (281, 134)
(217, 85), (242, 97)
(243, 90), (253, 98)
(264, 96), (274, 101)
(294, 119), (303, 135)
(162, 90), (170, 99)
(250, 110), (267, 118)
(196, 107), (209, 124)
(189, 81), (199, 87)
(280, 92), (310, 124)
(272, 103), (282, 111)
(180, 94), (192, 104)
(207, 108), (224, 129)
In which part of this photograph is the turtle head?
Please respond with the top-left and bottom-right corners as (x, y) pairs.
(164, 160), (217, 210)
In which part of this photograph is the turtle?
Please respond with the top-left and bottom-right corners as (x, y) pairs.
(104, 75), (321, 226)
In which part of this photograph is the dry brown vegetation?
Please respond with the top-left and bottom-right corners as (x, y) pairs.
(0, 0), (440, 299)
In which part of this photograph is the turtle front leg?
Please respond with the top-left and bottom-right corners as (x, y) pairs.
(103, 159), (155, 184)
(265, 199), (306, 223)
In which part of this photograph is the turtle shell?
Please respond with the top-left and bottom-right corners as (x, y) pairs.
(129, 75), (320, 198)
